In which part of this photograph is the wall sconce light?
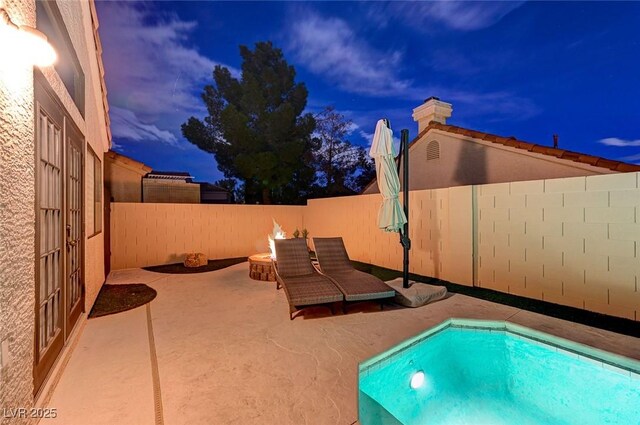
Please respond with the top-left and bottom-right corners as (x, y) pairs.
(0, 8), (56, 67)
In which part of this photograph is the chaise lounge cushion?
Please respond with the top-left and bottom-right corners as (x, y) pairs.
(274, 239), (344, 315)
(327, 270), (396, 302)
(313, 237), (396, 302)
(312, 238), (353, 274)
(275, 238), (315, 277)
(281, 273), (344, 306)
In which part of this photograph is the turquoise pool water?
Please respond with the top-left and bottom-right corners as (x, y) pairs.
(359, 320), (640, 425)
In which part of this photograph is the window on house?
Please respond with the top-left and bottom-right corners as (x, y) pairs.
(87, 147), (102, 236)
(36, 1), (85, 116)
(427, 141), (440, 160)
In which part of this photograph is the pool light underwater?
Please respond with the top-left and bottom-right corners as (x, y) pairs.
(409, 371), (425, 389)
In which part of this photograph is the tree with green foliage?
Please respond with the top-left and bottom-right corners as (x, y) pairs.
(182, 42), (316, 204)
(213, 178), (244, 204)
(312, 106), (376, 197)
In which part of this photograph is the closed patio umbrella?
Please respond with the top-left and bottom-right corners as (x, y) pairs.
(369, 118), (447, 298)
(369, 119), (407, 233)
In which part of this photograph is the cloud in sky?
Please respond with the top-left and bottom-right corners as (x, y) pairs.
(354, 125), (400, 149)
(287, 11), (412, 97)
(598, 137), (640, 147)
(385, 1), (525, 31)
(110, 107), (178, 146)
(445, 90), (540, 122)
(288, 10), (539, 122)
(98, 2), (236, 143)
(597, 138), (640, 164)
(110, 140), (125, 152)
(348, 122), (375, 147)
(340, 114), (402, 149)
(620, 153), (640, 163)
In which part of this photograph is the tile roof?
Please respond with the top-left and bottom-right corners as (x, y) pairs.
(148, 171), (192, 177)
(146, 171), (194, 180)
(418, 122), (640, 172)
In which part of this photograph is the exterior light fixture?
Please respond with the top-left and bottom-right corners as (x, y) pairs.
(0, 8), (56, 67)
(410, 370), (425, 389)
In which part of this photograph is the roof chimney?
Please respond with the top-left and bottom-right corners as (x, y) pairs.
(412, 97), (453, 133)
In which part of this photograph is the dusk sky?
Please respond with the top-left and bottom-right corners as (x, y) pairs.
(96, 1), (640, 183)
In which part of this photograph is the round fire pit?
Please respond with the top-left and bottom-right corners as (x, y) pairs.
(248, 253), (276, 282)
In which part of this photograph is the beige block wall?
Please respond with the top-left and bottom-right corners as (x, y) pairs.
(305, 188), (473, 286)
(305, 194), (388, 266)
(477, 173), (640, 320)
(110, 203), (305, 269)
(142, 180), (201, 204)
(112, 189), (475, 286)
(0, 1), (38, 416)
(111, 173), (639, 321)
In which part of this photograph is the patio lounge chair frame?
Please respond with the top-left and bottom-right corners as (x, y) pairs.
(273, 238), (344, 320)
(312, 237), (396, 313)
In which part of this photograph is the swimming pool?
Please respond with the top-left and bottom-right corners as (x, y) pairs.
(358, 319), (640, 425)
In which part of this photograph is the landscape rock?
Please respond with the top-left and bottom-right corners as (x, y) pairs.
(184, 253), (208, 268)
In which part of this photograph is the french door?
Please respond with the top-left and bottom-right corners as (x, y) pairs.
(66, 123), (84, 332)
(33, 77), (84, 395)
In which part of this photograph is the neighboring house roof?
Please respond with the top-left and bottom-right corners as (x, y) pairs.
(145, 171), (194, 180)
(363, 122), (640, 193)
(105, 151), (152, 175)
(422, 122), (640, 173)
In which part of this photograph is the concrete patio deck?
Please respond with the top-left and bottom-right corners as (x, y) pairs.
(43, 262), (640, 425)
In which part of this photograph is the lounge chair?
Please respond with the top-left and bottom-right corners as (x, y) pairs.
(312, 237), (396, 313)
(273, 238), (344, 320)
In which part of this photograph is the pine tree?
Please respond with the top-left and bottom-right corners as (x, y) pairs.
(182, 42), (315, 204)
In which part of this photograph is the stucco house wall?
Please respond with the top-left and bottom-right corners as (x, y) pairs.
(0, 1), (38, 417)
(0, 0), (109, 418)
(409, 130), (612, 191)
(364, 130), (614, 195)
(363, 98), (632, 195)
(48, 0), (110, 314)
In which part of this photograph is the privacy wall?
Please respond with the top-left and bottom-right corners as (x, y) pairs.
(476, 173), (640, 321)
(305, 187), (473, 287)
(110, 203), (304, 269)
(110, 172), (639, 321)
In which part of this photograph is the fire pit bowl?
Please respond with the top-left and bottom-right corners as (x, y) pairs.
(248, 253), (276, 282)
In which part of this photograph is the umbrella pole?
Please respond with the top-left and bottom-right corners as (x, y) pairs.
(400, 129), (411, 288)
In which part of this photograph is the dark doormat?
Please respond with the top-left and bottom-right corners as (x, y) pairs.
(89, 284), (157, 318)
(143, 257), (247, 274)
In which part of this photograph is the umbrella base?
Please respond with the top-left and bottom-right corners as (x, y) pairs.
(386, 278), (447, 308)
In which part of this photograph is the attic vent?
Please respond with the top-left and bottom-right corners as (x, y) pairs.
(427, 141), (440, 160)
